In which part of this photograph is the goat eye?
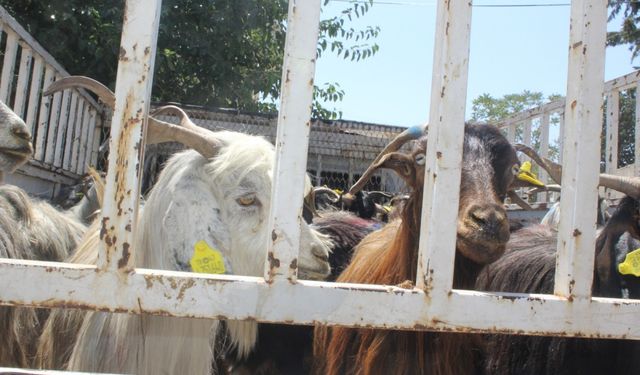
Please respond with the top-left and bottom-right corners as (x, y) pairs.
(512, 164), (520, 175)
(237, 195), (256, 206)
(415, 154), (426, 166)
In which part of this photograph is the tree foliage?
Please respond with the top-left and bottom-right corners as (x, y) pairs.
(471, 91), (564, 162)
(608, 0), (640, 61)
(1, 0), (379, 119)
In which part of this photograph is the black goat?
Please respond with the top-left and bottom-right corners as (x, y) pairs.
(476, 196), (640, 375)
(218, 210), (381, 374)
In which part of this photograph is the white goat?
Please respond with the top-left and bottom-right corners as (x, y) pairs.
(0, 100), (33, 183)
(37, 77), (332, 374)
(0, 100), (99, 367)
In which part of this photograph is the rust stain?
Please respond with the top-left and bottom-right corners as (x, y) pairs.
(268, 252), (281, 269)
(571, 100), (577, 110)
(118, 242), (131, 269)
(177, 279), (196, 302)
(572, 41), (583, 49)
(436, 151), (442, 159)
(573, 228), (582, 237)
(289, 258), (298, 270)
(144, 46), (151, 56)
(119, 47), (128, 61)
(272, 230), (278, 242)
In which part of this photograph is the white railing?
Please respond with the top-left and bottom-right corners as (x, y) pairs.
(497, 70), (640, 202)
(0, 6), (103, 185)
(0, 0), (638, 342)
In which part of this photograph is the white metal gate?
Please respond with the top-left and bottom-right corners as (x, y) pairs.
(0, 0), (638, 350)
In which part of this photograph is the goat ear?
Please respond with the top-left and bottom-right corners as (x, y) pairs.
(374, 152), (419, 188)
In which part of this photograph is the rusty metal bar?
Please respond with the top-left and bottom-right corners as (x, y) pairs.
(554, 0), (606, 300)
(0, 259), (639, 339)
(416, 0), (473, 296)
(97, 0), (162, 272)
(264, 0), (322, 283)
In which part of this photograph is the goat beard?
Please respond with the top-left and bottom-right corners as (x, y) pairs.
(455, 236), (507, 265)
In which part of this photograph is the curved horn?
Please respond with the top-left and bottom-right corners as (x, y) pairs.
(598, 174), (640, 200)
(45, 76), (222, 160)
(507, 190), (533, 210)
(147, 117), (220, 159)
(313, 187), (341, 203)
(349, 125), (425, 195)
(44, 76), (116, 108)
(150, 105), (206, 135)
(515, 144), (563, 184)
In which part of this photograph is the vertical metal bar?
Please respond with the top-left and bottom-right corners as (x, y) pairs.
(90, 116), (102, 167)
(25, 56), (44, 134)
(62, 93), (79, 171)
(0, 30), (18, 104)
(539, 113), (550, 202)
(70, 100), (85, 173)
(554, 0), (606, 300)
(34, 67), (55, 161)
(13, 45), (33, 118)
(53, 89), (71, 168)
(605, 91), (620, 174)
(416, 0), (473, 295)
(265, 0), (322, 283)
(82, 109), (98, 173)
(76, 106), (89, 174)
(76, 105), (91, 174)
(44, 77), (63, 165)
(97, 0), (162, 273)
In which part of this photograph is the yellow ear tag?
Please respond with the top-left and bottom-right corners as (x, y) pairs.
(517, 161), (545, 187)
(383, 205), (392, 213)
(190, 240), (226, 274)
(618, 248), (640, 277)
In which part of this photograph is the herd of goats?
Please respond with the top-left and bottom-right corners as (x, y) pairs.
(0, 76), (639, 375)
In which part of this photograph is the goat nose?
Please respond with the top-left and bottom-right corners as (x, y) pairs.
(12, 125), (31, 141)
(312, 245), (329, 262)
(467, 204), (509, 240)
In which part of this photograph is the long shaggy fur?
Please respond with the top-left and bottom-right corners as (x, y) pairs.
(64, 131), (331, 375)
(313, 124), (519, 375)
(0, 185), (87, 368)
(221, 210), (378, 374)
(476, 196), (640, 375)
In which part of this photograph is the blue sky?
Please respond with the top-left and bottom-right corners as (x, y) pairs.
(314, 0), (637, 127)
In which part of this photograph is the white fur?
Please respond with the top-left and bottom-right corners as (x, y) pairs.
(0, 100), (32, 181)
(67, 131), (332, 374)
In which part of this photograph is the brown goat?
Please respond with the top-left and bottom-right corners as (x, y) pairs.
(313, 123), (520, 375)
